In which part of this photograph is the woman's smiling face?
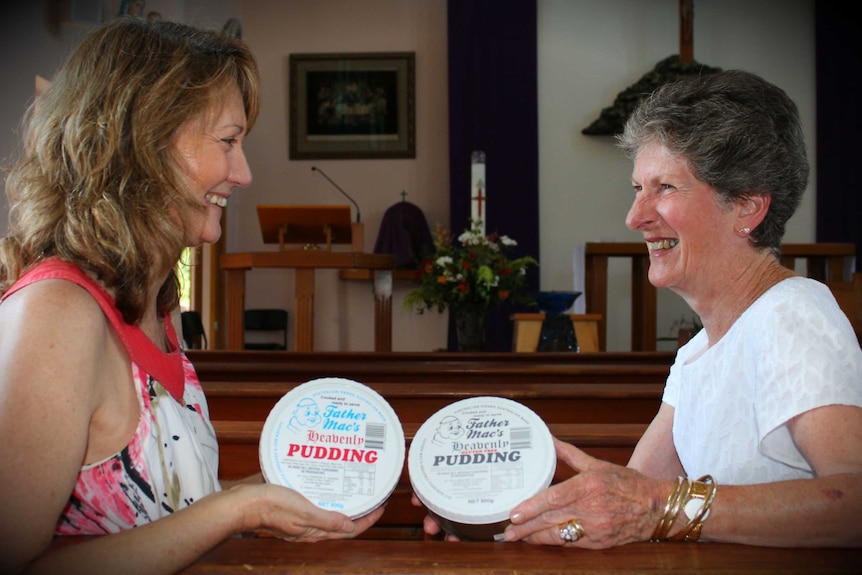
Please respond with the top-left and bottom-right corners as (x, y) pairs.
(625, 141), (735, 298)
(174, 86), (252, 247)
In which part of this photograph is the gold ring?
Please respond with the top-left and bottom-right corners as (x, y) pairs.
(558, 519), (585, 543)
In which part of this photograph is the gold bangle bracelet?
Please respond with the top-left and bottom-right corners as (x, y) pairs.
(671, 475), (717, 542)
(651, 477), (680, 541)
(651, 476), (691, 541)
(650, 476), (682, 541)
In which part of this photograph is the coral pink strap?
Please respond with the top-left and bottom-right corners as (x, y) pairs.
(2, 259), (185, 402)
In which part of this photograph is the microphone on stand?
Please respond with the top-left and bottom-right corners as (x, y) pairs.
(311, 166), (361, 223)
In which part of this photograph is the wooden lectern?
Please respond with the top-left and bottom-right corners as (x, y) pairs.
(220, 205), (392, 352)
(257, 204), (364, 252)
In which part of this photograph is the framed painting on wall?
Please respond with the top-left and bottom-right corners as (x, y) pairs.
(289, 52), (416, 160)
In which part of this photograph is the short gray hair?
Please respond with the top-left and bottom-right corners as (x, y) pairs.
(617, 70), (808, 254)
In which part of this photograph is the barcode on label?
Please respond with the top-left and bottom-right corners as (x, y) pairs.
(365, 422), (386, 450)
(509, 427), (532, 450)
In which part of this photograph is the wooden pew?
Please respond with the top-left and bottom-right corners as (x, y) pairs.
(204, 380), (665, 424)
(584, 242), (856, 350)
(187, 350), (674, 383)
(175, 538), (862, 574)
(189, 351), (672, 539)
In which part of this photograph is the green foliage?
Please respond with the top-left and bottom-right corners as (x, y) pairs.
(403, 220), (537, 314)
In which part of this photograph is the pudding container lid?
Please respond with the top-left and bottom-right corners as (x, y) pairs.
(259, 377), (405, 519)
(408, 396), (556, 527)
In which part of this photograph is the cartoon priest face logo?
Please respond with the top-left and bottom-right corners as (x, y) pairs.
(289, 398), (321, 432)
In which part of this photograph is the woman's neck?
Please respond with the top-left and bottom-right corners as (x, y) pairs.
(697, 253), (796, 346)
(139, 309), (170, 352)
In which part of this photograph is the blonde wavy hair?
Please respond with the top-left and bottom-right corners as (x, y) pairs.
(0, 17), (260, 323)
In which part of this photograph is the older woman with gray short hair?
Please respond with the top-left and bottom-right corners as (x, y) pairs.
(421, 70), (862, 549)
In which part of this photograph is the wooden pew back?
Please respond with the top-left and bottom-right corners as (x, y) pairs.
(189, 351), (673, 539)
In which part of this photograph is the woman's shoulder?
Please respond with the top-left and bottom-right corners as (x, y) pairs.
(4, 273), (105, 319)
(752, 276), (838, 316)
(0, 273), (113, 365)
(744, 276), (860, 356)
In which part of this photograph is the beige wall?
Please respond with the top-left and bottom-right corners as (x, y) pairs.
(537, 0), (816, 350)
(0, 0), (816, 352)
(234, 0), (451, 352)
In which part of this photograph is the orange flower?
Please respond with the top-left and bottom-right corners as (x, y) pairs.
(498, 289), (510, 301)
(437, 275), (447, 284)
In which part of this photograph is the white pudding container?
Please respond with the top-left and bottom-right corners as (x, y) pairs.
(259, 377), (405, 519)
(408, 396), (556, 541)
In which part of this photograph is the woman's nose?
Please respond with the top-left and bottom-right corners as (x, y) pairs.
(231, 148), (253, 188)
(625, 194), (648, 231)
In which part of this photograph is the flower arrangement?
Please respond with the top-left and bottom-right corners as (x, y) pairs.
(403, 220), (537, 315)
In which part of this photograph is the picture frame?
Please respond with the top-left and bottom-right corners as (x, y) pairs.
(289, 52), (416, 160)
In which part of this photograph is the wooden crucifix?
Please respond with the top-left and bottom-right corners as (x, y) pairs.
(680, 0), (694, 63)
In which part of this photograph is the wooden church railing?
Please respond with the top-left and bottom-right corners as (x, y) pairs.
(584, 242), (856, 351)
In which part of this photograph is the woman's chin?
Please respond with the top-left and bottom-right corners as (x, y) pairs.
(647, 270), (675, 290)
(188, 229), (222, 247)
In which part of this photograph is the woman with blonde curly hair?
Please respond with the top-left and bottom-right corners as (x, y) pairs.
(0, 17), (380, 575)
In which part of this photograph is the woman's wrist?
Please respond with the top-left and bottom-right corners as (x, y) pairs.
(649, 475), (717, 542)
(216, 483), (263, 535)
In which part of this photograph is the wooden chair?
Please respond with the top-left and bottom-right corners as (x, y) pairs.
(180, 311), (208, 350)
(827, 272), (862, 344)
(243, 309), (289, 350)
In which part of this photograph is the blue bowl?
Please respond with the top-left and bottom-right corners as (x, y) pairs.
(533, 291), (581, 316)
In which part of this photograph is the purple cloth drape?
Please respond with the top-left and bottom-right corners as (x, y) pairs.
(447, 0), (540, 351)
(815, 4), (862, 262)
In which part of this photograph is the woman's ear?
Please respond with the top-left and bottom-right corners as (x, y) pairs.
(737, 193), (771, 232)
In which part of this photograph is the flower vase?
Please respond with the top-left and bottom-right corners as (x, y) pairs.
(454, 306), (487, 352)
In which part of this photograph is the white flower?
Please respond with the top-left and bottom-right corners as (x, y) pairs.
(436, 256), (453, 266)
(500, 235), (517, 247)
(458, 230), (482, 246)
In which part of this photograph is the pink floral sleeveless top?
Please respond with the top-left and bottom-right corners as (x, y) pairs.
(1, 259), (220, 535)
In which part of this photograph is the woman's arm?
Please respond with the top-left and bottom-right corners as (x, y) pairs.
(29, 484), (385, 575)
(697, 404), (862, 547)
(0, 283), (383, 575)
(627, 402), (684, 478)
(502, 404), (862, 548)
(0, 281), (116, 574)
